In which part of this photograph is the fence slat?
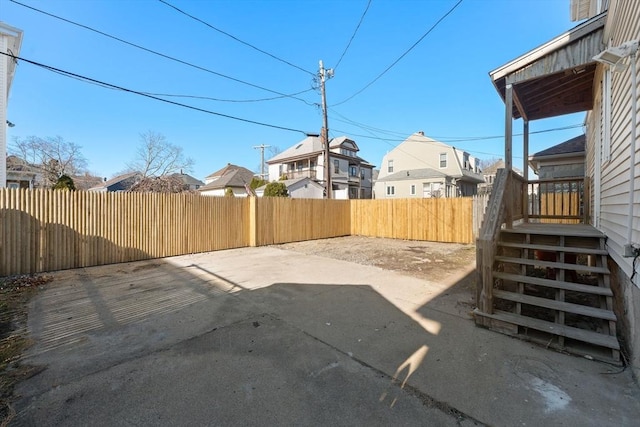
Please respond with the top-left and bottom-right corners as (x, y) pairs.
(1, 190), (477, 276)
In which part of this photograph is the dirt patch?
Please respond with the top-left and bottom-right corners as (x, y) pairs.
(1, 275), (51, 426)
(274, 236), (476, 283)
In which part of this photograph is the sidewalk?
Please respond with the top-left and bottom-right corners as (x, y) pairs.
(14, 246), (640, 426)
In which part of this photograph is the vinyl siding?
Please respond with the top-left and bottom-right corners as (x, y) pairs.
(589, 0), (640, 280)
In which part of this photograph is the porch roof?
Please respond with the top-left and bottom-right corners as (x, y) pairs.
(489, 12), (606, 121)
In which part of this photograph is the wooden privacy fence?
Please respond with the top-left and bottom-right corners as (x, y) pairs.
(350, 198), (474, 243)
(252, 197), (350, 246)
(1, 189), (476, 276)
(0, 189), (250, 275)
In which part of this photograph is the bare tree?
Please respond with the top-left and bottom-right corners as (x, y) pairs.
(11, 136), (88, 187)
(479, 157), (502, 171)
(127, 131), (194, 177)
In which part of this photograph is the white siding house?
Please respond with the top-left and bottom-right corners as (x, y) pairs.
(0, 23), (23, 188)
(580, 0), (640, 376)
(255, 177), (324, 199)
(374, 132), (484, 199)
(267, 134), (374, 199)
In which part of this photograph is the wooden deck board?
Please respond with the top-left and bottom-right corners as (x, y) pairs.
(497, 241), (608, 255)
(473, 309), (620, 350)
(493, 272), (613, 296)
(502, 223), (605, 238)
(495, 256), (610, 274)
(494, 290), (617, 320)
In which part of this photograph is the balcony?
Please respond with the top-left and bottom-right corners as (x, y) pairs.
(282, 169), (317, 180)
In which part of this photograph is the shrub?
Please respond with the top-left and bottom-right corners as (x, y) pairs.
(264, 182), (289, 197)
(53, 174), (76, 191)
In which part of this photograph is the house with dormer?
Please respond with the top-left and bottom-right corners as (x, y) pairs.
(374, 132), (484, 198)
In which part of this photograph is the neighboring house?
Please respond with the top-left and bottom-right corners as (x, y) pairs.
(255, 177), (324, 199)
(88, 172), (142, 192)
(529, 134), (586, 179)
(266, 134), (374, 199)
(5, 155), (41, 189)
(1, 22), (23, 188)
(199, 163), (256, 197)
(168, 172), (204, 191)
(478, 159), (523, 195)
(374, 131), (484, 199)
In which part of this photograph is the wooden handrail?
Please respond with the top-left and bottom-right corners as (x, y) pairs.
(476, 168), (513, 318)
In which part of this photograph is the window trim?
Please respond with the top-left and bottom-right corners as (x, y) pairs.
(386, 185), (395, 196)
(388, 159), (394, 173)
(439, 153), (447, 168)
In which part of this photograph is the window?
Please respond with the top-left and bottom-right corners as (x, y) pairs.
(439, 153), (447, 168)
(360, 169), (365, 179)
(349, 166), (357, 177)
(388, 160), (394, 173)
(297, 162), (303, 171)
(410, 184), (416, 195)
(334, 159), (340, 174)
(463, 153), (470, 170)
(386, 185), (395, 196)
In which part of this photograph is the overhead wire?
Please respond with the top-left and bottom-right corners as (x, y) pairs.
(9, 0), (315, 105)
(139, 88), (315, 103)
(1, 52), (309, 135)
(158, 0), (315, 77)
(333, 0), (372, 70)
(332, 0), (464, 107)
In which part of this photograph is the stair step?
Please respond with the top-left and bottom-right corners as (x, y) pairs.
(473, 309), (620, 350)
(493, 290), (617, 321)
(495, 256), (610, 274)
(497, 242), (607, 255)
(493, 272), (613, 296)
(501, 224), (605, 238)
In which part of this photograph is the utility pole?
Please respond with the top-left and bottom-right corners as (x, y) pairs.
(253, 144), (271, 181)
(319, 60), (333, 199)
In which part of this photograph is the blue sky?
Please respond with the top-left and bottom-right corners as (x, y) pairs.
(3, 0), (587, 181)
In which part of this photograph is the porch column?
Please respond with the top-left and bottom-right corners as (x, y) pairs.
(504, 84), (513, 171)
(523, 120), (529, 221)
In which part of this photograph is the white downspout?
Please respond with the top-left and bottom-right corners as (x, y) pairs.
(628, 52), (637, 246)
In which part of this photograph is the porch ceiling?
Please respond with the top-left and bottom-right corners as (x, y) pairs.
(490, 12), (606, 121)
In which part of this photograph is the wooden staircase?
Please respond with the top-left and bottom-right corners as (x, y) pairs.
(475, 223), (620, 364)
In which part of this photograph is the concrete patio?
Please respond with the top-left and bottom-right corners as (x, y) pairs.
(12, 244), (640, 426)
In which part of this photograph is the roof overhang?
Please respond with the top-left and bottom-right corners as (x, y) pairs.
(489, 12), (606, 121)
(0, 22), (24, 97)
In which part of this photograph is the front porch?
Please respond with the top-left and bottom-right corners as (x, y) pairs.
(475, 168), (619, 363)
(474, 12), (621, 363)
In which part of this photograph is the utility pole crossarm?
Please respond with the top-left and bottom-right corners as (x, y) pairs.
(253, 144), (271, 181)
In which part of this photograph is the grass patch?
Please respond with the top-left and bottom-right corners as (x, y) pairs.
(0, 274), (52, 426)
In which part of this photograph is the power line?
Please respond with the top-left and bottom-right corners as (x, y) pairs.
(334, 0), (372, 70)
(331, 124), (583, 144)
(332, 0), (464, 107)
(158, 0), (315, 77)
(9, 0), (313, 104)
(1, 52), (308, 135)
(140, 88), (315, 103)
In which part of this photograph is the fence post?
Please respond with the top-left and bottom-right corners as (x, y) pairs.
(249, 196), (257, 247)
